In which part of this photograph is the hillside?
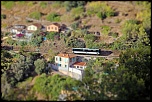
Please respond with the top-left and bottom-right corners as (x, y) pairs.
(1, 1), (142, 43)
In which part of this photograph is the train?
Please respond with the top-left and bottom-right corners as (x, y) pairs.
(72, 48), (101, 55)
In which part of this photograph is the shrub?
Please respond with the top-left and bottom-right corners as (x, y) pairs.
(46, 13), (60, 22)
(111, 32), (118, 38)
(40, 2), (47, 8)
(29, 11), (41, 20)
(71, 6), (84, 17)
(87, 1), (114, 19)
(96, 12), (106, 20)
(84, 34), (97, 42)
(4, 1), (15, 9)
(66, 37), (85, 48)
(101, 25), (111, 35)
(115, 18), (121, 23)
(46, 32), (57, 41)
(70, 21), (80, 30)
(27, 1), (34, 6)
(51, 1), (63, 8)
(1, 14), (6, 19)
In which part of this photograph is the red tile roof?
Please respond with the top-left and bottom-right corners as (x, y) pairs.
(73, 62), (86, 66)
(57, 53), (76, 58)
(51, 23), (60, 27)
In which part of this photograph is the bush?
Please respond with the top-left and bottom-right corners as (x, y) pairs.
(40, 2), (47, 8)
(46, 13), (60, 22)
(109, 32), (119, 38)
(101, 25), (111, 35)
(51, 1), (63, 8)
(96, 12), (106, 20)
(27, 1), (34, 6)
(71, 6), (84, 17)
(60, 13), (75, 22)
(29, 11), (41, 20)
(84, 34), (97, 42)
(46, 32), (58, 41)
(86, 2), (114, 19)
(115, 18), (121, 23)
(66, 37), (85, 48)
(3, 1), (15, 9)
(70, 21), (80, 30)
(1, 14), (6, 19)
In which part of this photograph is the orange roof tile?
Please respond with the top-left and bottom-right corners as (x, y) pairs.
(57, 53), (76, 58)
(73, 62), (86, 66)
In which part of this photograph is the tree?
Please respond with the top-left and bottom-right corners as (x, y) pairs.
(117, 47), (150, 99)
(30, 30), (43, 47)
(66, 37), (85, 48)
(46, 32), (57, 41)
(34, 59), (46, 75)
(46, 13), (60, 22)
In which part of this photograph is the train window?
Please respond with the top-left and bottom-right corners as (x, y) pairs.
(73, 49), (83, 51)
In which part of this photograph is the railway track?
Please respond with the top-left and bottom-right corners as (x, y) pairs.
(2, 45), (119, 59)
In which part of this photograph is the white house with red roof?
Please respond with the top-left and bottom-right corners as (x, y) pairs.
(54, 53), (87, 80)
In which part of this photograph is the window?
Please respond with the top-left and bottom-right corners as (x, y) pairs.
(65, 65), (67, 68)
(55, 27), (57, 30)
(60, 57), (62, 61)
(58, 64), (61, 67)
(73, 58), (75, 62)
(56, 57), (58, 61)
(77, 66), (79, 68)
(48, 27), (50, 29)
(52, 27), (53, 29)
(70, 58), (72, 62)
(80, 66), (83, 68)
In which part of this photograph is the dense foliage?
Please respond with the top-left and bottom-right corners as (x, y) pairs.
(29, 30), (43, 47)
(46, 13), (61, 22)
(34, 59), (46, 75)
(86, 2), (114, 19)
(64, 1), (87, 11)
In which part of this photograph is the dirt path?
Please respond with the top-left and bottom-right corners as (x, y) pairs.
(30, 75), (39, 86)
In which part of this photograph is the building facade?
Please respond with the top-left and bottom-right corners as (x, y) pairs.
(46, 23), (61, 32)
(55, 53), (77, 71)
(54, 53), (87, 80)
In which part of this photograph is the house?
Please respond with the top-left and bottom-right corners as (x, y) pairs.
(10, 25), (26, 34)
(14, 25), (26, 29)
(72, 62), (86, 70)
(27, 23), (42, 31)
(10, 28), (23, 34)
(54, 53), (87, 80)
(25, 31), (33, 39)
(55, 53), (77, 71)
(46, 23), (61, 32)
